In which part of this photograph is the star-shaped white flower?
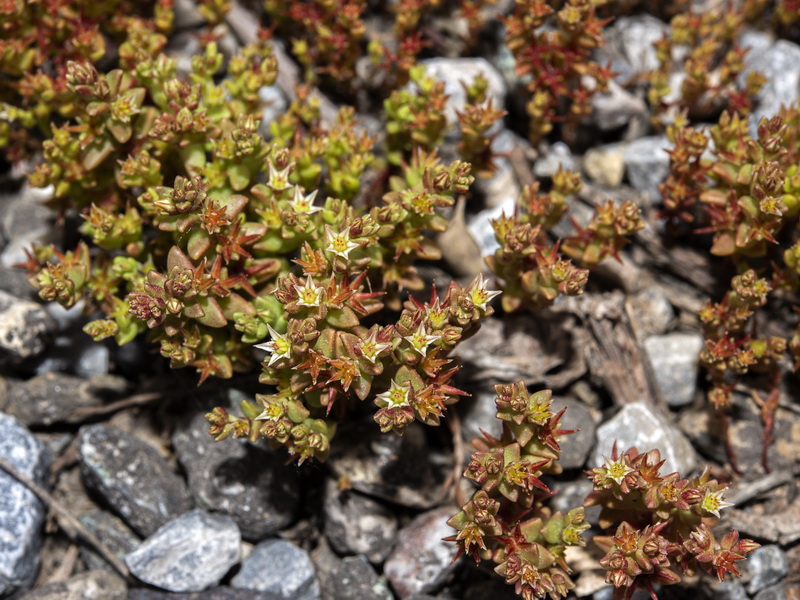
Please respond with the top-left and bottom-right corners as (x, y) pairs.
(425, 298), (448, 329)
(255, 400), (285, 422)
(700, 488), (734, 518)
(403, 323), (441, 357)
(294, 274), (324, 307)
(357, 328), (392, 364)
(289, 185), (322, 215)
(603, 456), (635, 485)
(254, 324), (292, 366)
(325, 225), (360, 259)
(267, 160), (292, 192)
(468, 273), (502, 311)
(375, 380), (411, 409)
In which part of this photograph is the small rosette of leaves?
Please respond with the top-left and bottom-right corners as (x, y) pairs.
(486, 170), (589, 311)
(647, 6), (765, 126)
(661, 109), (800, 256)
(586, 446), (759, 599)
(698, 269), (784, 409)
(503, 0), (613, 143)
(447, 382), (589, 600)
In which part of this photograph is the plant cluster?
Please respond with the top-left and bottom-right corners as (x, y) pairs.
(447, 382), (590, 600)
(660, 108), (800, 469)
(647, 6), (765, 126)
(0, 1), (769, 597)
(587, 446), (760, 599)
(204, 152), (487, 462)
(263, 0), (368, 89)
(0, 0), (172, 162)
(503, 0), (614, 144)
(486, 169), (644, 312)
(742, 0), (800, 29)
(447, 383), (758, 600)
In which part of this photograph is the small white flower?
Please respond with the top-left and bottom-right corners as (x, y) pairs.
(468, 273), (502, 311)
(357, 329), (392, 363)
(700, 488), (734, 518)
(255, 401), (285, 422)
(289, 185), (322, 215)
(603, 456), (634, 485)
(403, 323), (441, 357)
(267, 160), (292, 192)
(375, 380), (411, 408)
(294, 274), (324, 307)
(425, 299), (448, 329)
(254, 324), (292, 366)
(325, 225), (360, 259)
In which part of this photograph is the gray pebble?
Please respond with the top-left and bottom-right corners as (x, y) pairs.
(384, 507), (460, 598)
(644, 333), (703, 407)
(232, 539), (320, 600)
(0, 413), (49, 597)
(78, 424), (193, 537)
(126, 509), (241, 593)
(592, 402), (697, 476)
(323, 478), (397, 564)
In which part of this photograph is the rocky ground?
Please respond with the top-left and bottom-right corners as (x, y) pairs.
(1, 0), (800, 599)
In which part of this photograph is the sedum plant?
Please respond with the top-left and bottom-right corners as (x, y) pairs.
(660, 107), (800, 470)
(587, 446), (759, 600)
(647, 6), (764, 126)
(447, 381), (590, 599)
(503, 0), (614, 144)
(486, 169), (644, 312)
(448, 385), (758, 600)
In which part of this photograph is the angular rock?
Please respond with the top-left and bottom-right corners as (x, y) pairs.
(78, 510), (141, 573)
(551, 397), (596, 470)
(259, 85), (288, 129)
(384, 507), (460, 598)
(628, 285), (674, 338)
(125, 509), (241, 593)
(745, 545), (788, 595)
(419, 58), (506, 124)
(78, 424), (193, 537)
(592, 402), (697, 475)
(328, 422), (443, 509)
(743, 40), (800, 134)
(590, 80), (648, 131)
(323, 478), (397, 564)
(173, 401), (298, 541)
(232, 539), (320, 600)
(644, 333), (703, 407)
(623, 135), (671, 205)
(549, 478), (600, 526)
(533, 142), (574, 179)
(31, 331), (111, 379)
(0, 414), (49, 597)
(0, 290), (54, 367)
(331, 555), (393, 600)
(3, 373), (128, 427)
(309, 537), (345, 600)
(19, 570), (126, 600)
(597, 15), (669, 82)
(583, 145), (626, 188)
